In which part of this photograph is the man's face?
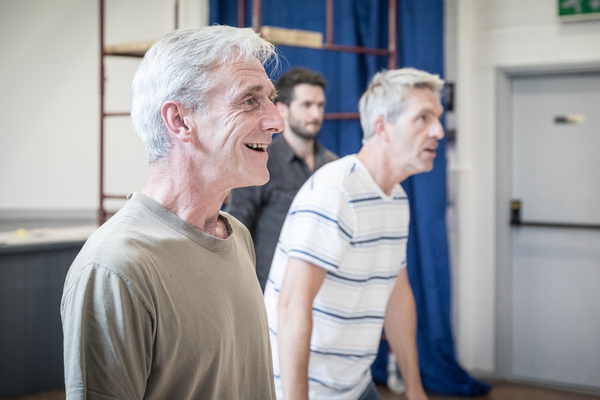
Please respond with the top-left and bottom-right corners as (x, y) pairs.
(191, 59), (284, 188)
(386, 87), (445, 176)
(281, 84), (325, 140)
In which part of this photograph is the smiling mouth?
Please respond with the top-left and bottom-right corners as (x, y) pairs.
(423, 146), (437, 156)
(245, 143), (268, 152)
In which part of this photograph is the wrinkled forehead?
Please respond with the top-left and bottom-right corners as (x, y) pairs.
(220, 57), (267, 78)
(403, 87), (443, 110)
(208, 58), (275, 97)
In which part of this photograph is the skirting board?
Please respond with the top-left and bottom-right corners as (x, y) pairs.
(0, 209), (96, 231)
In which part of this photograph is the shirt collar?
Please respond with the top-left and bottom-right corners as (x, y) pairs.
(272, 134), (297, 163)
(274, 133), (328, 164)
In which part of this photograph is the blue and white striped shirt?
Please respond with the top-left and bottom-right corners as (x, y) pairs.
(264, 155), (409, 399)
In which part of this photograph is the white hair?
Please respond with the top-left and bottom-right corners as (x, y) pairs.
(358, 68), (445, 143)
(131, 25), (277, 162)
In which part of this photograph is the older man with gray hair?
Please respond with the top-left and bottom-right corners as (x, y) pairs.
(264, 67), (445, 400)
(61, 26), (283, 399)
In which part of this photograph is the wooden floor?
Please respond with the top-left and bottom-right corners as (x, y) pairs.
(4, 381), (599, 400)
(378, 380), (600, 400)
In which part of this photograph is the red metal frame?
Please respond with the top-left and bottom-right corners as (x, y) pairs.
(98, 0), (179, 225)
(326, 0), (334, 45)
(323, 112), (360, 120)
(99, 0), (105, 225)
(388, 0), (397, 69)
(236, 0), (398, 120)
(237, 0), (397, 66)
(238, 0), (245, 28)
(99, 0), (394, 225)
(252, 0), (262, 32)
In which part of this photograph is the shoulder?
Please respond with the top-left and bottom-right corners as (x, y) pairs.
(62, 220), (156, 317)
(295, 155), (390, 217)
(314, 140), (339, 165)
(305, 155), (360, 193)
(290, 157), (362, 219)
(322, 147), (339, 164)
(65, 203), (171, 286)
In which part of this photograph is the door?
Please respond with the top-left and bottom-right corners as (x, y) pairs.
(510, 73), (600, 390)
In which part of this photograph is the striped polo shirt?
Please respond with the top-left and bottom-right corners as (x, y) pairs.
(264, 155), (409, 399)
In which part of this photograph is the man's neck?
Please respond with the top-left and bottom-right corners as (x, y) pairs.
(140, 160), (230, 239)
(282, 129), (316, 171)
(356, 141), (410, 196)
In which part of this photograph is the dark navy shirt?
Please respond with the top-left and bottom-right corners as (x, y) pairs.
(226, 134), (338, 291)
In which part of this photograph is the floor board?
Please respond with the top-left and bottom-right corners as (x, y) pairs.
(4, 381), (600, 400)
(378, 380), (600, 400)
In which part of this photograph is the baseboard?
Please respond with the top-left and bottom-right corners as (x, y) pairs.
(0, 209), (96, 231)
(472, 372), (600, 397)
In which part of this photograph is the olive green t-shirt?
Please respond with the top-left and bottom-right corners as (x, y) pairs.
(61, 193), (275, 400)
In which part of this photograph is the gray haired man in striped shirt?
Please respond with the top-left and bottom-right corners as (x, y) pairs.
(264, 68), (445, 400)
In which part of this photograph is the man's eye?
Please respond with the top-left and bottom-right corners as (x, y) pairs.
(245, 98), (257, 106)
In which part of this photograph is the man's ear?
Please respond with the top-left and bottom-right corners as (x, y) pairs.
(275, 102), (289, 121)
(373, 116), (389, 142)
(161, 101), (194, 143)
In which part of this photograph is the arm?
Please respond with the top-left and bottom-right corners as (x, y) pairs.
(277, 257), (327, 400)
(383, 268), (428, 400)
(61, 265), (152, 399)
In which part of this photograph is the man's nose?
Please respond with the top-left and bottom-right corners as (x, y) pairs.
(261, 101), (285, 134)
(310, 105), (324, 119)
(430, 119), (445, 139)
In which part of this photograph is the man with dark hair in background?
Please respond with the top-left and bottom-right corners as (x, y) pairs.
(227, 67), (337, 292)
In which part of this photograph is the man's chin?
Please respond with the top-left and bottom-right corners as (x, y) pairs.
(240, 172), (269, 188)
(420, 162), (435, 174)
(254, 176), (269, 186)
(292, 130), (319, 141)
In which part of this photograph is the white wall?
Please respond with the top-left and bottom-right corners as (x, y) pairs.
(454, 0), (600, 374)
(5, 0), (599, 377)
(0, 0), (207, 214)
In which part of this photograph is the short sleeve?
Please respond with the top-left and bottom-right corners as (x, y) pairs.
(61, 264), (153, 400)
(283, 182), (354, 273)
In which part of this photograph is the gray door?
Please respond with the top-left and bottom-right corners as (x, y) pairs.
(511, 73), (600, 389)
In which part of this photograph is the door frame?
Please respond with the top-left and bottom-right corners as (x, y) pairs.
(495, 61), (600, 392)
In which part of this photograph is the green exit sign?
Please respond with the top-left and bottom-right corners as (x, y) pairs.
(559, 0), (600, 19)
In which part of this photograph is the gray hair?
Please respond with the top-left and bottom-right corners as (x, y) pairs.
(358, 68), (444, 142)
(131, 25), (277, 162)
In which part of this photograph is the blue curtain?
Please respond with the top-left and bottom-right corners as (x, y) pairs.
(210, 0), (490, 396)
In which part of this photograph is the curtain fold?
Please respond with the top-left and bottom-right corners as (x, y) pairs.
(210, 0), (490, 395)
